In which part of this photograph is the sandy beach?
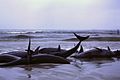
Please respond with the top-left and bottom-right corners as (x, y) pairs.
(0, 29), (120, 80)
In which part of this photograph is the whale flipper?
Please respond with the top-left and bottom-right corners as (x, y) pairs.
(71, 48), (114, 59)
(34, 46), (40, 54)
(78, 45), (84, 53)
(107, 46), (111, 51)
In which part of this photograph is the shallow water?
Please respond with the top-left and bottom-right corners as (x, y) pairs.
(0, 60), (119, 80)
(0, 29), (120, 80)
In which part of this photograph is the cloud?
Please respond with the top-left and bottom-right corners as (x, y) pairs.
(0, 0), (120, 29)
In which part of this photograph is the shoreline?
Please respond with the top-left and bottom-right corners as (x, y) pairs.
(62, 37), (120, 42)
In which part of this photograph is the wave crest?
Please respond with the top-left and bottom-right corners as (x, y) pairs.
(5, 35), (34, 39)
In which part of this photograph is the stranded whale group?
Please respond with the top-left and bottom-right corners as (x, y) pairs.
(0, 33), (83, 66)
(0, 33), (120, 67)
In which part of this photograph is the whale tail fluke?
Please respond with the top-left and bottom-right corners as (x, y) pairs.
(73, 33), (89, 42)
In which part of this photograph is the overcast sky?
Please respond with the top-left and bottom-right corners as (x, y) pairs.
(0, 0), (120, 30)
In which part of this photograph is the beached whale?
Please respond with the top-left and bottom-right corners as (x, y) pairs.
(72, 47), (114, 59)
(39, 42), (81, 58)
(2, 38), (40, 58)
(0, 54), (70, 67)
(0, 38), (32, 63)
(3, 42), (80, 59)
(2, 46), (40, 58)
(0, 54), (20, 63)
(0, 38), (70, 67)
(3, 33), (83, 59)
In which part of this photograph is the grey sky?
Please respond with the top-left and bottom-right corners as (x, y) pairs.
(0, 0), (120, 30)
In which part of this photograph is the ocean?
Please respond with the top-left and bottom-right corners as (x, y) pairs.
(0, 29), (120, 80)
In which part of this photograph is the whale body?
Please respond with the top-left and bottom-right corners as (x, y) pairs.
(39, 42), (81, 58)
(72, 48), (114, 59)
(0, 54), (20, 63)
(0, 54), (70, 67)
(2, 46), (40, 58)
(3, 51), (28, 58)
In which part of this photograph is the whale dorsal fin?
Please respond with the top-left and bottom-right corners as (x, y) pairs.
(27, 38), (32, 64)
(94, 47), (102, 52)
(27, 38), (31, 55)
(58, 45), (61, 52)
(34, 46), (40, 54)
(115, 50), (119, 53)
(25, 38), (33, 53)
(79, 45), (84, 53)
(107, 46), (111, 51)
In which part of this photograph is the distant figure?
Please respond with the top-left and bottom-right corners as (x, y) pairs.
(117, 29), (120, 35)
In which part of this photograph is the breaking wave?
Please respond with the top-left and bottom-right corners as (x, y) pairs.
(3, 35), (35, 39)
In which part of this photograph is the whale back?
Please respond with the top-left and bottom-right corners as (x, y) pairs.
(52, 42), (81, 58)
(72, 48), (114, 58)
(0, 54), (20, 63)
(78, 45), (84, 53)
(3, 51), (28, 58)
(39, 48), (66, 54)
